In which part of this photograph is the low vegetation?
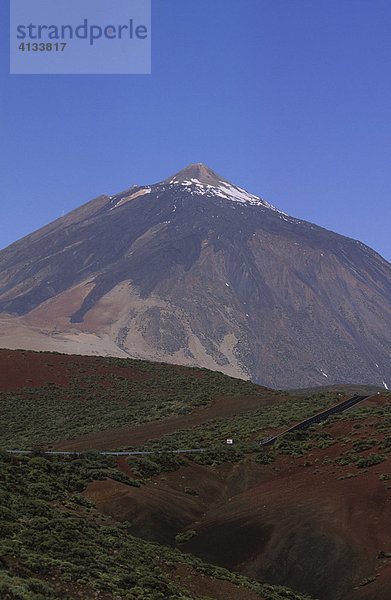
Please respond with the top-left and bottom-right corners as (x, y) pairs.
(2, 349), (391, 598)
(0, 351), (276, 449)
(122, 393), (391, 479)
(121, 392), (339, 458)
(0, 450), (316, 600)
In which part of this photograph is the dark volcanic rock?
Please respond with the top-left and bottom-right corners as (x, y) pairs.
(0, 163), (390, 388)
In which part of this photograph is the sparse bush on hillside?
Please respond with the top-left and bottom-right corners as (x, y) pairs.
(184, 445), (245, 466)
(351, 439), (378, 453)
(127, 452), (187, 478)
(272, 429), (335, 458)
(126, 394), (339, 458)
(0, 353), (279, 449)
(378, 436), (391, 451)
(330, 451), (387, 470)
(0, 451), (315, 600)
(255, 452), (276, 464)
(175, 530), (197, 544)
(355, 453), (387, 469)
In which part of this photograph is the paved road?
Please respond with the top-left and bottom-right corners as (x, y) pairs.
(5, 394), (372, 456)
(5, 448), (208, 456)
(260, 394), (370, 445)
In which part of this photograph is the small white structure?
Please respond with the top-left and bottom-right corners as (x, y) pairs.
(226, 438), (233, 445)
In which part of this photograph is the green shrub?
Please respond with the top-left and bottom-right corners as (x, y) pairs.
(255, 452), (275, 464)
(69, 493), (95, 508)
(355, 453), (387, 469)
(351, 439), (378, 453)
(175, 530), (197, 544)
(127, 452), (187, 478)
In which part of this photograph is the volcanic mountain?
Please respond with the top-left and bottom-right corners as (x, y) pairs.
(0, 163), (390, 388)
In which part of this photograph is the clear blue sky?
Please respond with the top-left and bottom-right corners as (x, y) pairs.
(1, 0), (390, 262)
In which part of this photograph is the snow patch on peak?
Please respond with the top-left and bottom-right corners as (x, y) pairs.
(110, 187), (151, 210)
(169, 178), (287, 214)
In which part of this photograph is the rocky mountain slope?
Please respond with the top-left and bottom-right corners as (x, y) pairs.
(0, 163), (390, 388)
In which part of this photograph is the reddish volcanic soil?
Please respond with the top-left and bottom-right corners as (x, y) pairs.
(4, 347), (391, 599)
(165, 563), (266, 600)
(54, 392), (374, 453)
(0, 348), (75, 391)
(0, 347), (280, 451)
(181, 459), (390, 600)
(52, 393), (279, 451)
(0, 348), (150, 392)
(84, 406), (391, 600)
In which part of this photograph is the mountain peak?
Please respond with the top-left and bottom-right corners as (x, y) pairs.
(162, 162), (287, 214)
(165, 163), (228, 186)
(0, 162), (390, 390)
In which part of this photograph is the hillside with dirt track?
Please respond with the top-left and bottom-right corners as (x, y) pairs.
(2, 349), (391, 599)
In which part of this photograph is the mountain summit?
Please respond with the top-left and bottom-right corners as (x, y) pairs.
(165, 163), (226, 185)
(161, 163), (283, 211)
(0, 165), (390, 388)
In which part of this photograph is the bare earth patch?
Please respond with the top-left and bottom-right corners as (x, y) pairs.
(53, 393), (280, 451)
